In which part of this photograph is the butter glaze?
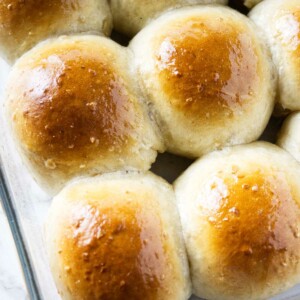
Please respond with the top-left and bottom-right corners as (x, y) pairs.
(200, 169), (300, 292)
(0, 0), (112, 62)
(0, 0), (79, 30)
(46, 172), (191, 299)
(130, 6), (275, 157)
(156, 17), (259, 122)
(6, 36), (161, 193)
(10, 43), (135, 168)
(175, 142), (300, 299)
(59, 201), (170, 300)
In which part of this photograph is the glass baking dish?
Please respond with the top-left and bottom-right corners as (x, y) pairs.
(1, 51), (300, 300)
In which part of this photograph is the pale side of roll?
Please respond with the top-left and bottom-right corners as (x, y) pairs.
(130, 6), (276, 158)
(174, 142), (300, 300)
(46, 171), (191, 300)
(110, 0), (228, 37)
(0, 0), (112, 63)
(5, 35), (164, 194)
(249, 0), (300, 111)
(277, 112), (300, 162)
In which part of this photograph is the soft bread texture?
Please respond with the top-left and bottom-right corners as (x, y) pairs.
(110, 0), (228, 37)
(277, 112), (300, 162)
(5, 35), (163, 194)
(46, 171), (191, 300)
(130, 6), (276, 158)
(174, 142), (300, 300)
(0, 0), (112, 63)
(249, 0), (300, 111)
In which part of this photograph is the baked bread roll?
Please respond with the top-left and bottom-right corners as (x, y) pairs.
(110, 0), (228, 37)
(277, 112), (300, 162)
(0, 0), (112, 63)
(5, 35), (163, 194)
(249, 0), (300, 111)
(46, 171), (191, 300)
(174, 142), (300, 300)
(130, 6), (276, 158)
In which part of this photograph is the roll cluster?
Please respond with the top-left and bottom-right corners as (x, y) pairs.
(2, 0), (300, 299)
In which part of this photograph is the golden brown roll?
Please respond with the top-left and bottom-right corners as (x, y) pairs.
(46, 171), (191, 300)
(174, 142), (300, 300)
(110, 0), (228, 37)
(5, 35), (163, 194)
(130, 6), (276, 158)
(249, 0), (300, 111)
(0, 0), (112, 63)
(277, 112), (300, 162)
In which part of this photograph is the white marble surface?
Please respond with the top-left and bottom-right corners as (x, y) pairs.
(0, 205), (28, 300)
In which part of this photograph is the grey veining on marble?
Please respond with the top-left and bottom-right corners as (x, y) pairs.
(0, 205), (28, 300)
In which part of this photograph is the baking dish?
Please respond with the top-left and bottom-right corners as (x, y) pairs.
(0, 32), (300, 300)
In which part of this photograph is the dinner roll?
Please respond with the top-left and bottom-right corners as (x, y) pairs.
(277, 112), (300, 162)
(0, 0), (112, 63)
(46, 171), (191, 300)
(5, 35), (163, 194)
(110, 0), (228, 37)
(249, 0), (300, 111)
(175, 142), (300, 300)
(130, 6), (276, 158)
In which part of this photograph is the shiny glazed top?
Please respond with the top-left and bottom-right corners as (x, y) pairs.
(57, 192), (177, 300)
(198, 166), (300, 295)
(0, 0), (79, 38)
(155, 16), (260, 123)
(9, 39), (137, 169)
